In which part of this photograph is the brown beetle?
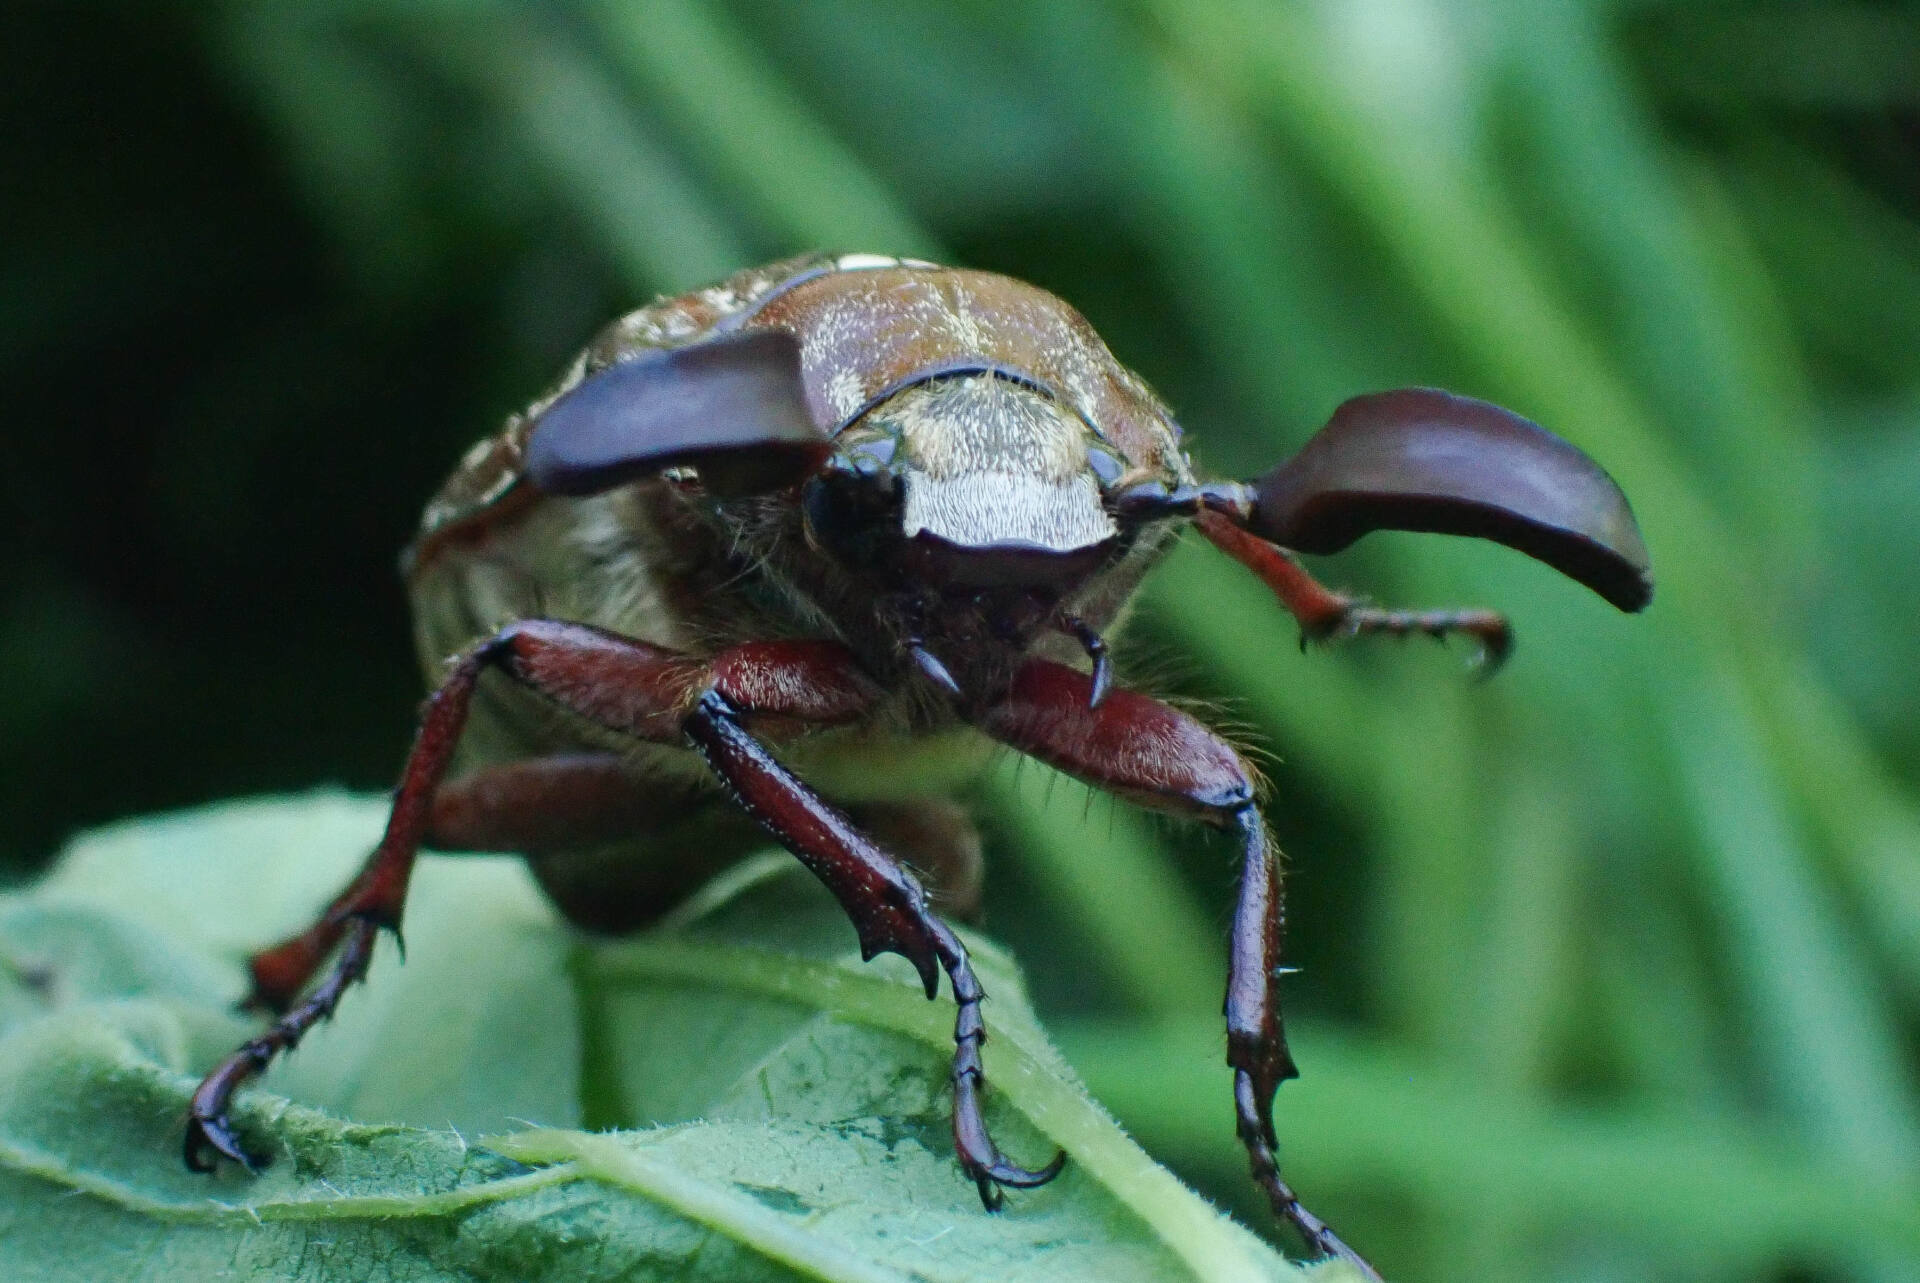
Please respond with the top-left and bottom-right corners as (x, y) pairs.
(185, 254), (1651, 1278)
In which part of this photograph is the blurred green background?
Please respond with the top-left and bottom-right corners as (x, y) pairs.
(5, 1), (1919, 1279)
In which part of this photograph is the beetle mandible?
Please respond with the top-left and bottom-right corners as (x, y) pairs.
(185, 254), (1652, 1279)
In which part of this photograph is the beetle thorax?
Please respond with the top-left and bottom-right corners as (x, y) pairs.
(890, 377), (1116, 560)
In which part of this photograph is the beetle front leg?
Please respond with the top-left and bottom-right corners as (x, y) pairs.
(683, 692), (1064, 1207)
(187, 623), (877, 1172)
(983, 658), (1382, 1281)
(1197, 508), (1511, 670)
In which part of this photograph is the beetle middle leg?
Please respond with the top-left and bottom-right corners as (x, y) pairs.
(1197, 508), (1511, 669)
(435, 763), (987, 928)
(428, 756), (778, 936)
(983, 657), (1383, 1282)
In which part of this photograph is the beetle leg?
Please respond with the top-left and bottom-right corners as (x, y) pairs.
(189, 623), (877, 1172)
(240, 756), (685, 1011)
(435, 760), (988, 930)
(187, 630), (509, 1170)
(186, 917), (382, 1170)
(1197, 508), (1511, 671)
(683, 690), (1064, 1207)
(981, 658), (1382, 1281)
(845, 797), (986, 923)
(425, 754), (681, 852)
(431, 755), (772, 936)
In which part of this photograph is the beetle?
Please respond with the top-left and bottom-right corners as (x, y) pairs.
(184, 253), (1651, 1279)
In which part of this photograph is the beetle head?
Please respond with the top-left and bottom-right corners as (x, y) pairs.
(802, 374), (1122, 592)
(520, 284), (1651, 648)
(521, 329), (1141, 646)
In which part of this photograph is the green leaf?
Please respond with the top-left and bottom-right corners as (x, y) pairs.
(0, 793), (1327, 1283)
(1061, 1020), (1920, 1269)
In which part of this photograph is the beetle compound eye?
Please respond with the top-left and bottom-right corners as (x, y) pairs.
(801, 463), (903, 571)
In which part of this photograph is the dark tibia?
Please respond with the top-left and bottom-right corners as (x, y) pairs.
(683, 692), (1063, 1206)
(1226, 811), (1382, 1283)
(1197, 508), (1511, 671)
(845, 797), (986, 923)
(982, 658), (1381, 1277)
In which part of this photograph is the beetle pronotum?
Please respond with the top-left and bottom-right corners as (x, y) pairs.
(185, 254), (1651, 1279)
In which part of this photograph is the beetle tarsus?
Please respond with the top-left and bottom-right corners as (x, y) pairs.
(187, 914), (383, 1173)
(933, 914), (1066, 1207)
(968, 1147), (1069, 1192)
(1234, 1069), (1384, 1282)
(1327, 604), (1512, 676)
(1195, 509), (1512, 681)
(183, 1101), (260, 1173)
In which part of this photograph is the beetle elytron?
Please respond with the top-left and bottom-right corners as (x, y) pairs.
(185, 254), (1651, 1279)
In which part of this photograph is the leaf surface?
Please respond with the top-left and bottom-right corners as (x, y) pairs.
(0, 793), (1324, 1283)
